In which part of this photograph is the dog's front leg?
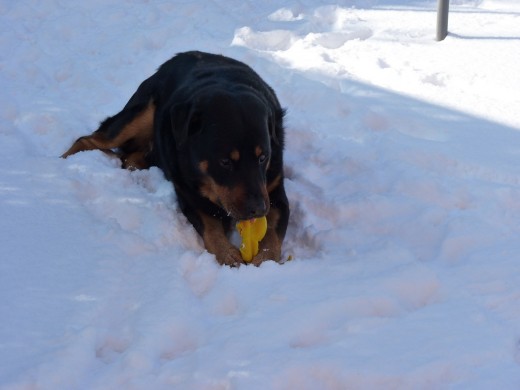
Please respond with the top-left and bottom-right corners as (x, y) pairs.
(251, 208), (283, 266)
(251, 182), (289, 266)
(197, 212), (243, 267)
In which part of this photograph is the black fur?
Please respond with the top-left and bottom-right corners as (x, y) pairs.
(63, 51), (289, 266)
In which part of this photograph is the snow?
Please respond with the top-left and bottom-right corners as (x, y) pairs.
(1, 0), (520, 388)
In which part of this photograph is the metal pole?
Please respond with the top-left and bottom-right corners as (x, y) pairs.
(436, 0), (449, 41)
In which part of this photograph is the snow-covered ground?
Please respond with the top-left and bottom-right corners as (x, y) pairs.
(1, 0), (520, 388)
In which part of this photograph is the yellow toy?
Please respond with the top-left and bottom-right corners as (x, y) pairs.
(236, 217), (267, 262)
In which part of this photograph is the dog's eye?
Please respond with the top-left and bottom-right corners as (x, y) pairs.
(259, 154), (267, 164)
(219, 158), (232, 169)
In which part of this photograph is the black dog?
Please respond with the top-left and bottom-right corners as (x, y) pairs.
(62, 51), (289, 266)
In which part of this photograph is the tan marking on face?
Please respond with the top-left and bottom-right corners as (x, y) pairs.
(255, 146), (263, 157)
(199, 160), (209, 173)
(199, 176), (220, 205)
(199, 176), (247, 217)
(230, 149), (240, 162)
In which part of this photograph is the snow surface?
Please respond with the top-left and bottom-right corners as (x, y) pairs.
(1, 0), (520, 388)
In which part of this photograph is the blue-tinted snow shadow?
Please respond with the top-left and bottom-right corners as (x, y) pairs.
(449, 32), (520, 40)
(249, 54), (520, 173)
(230, 47), (520, 261)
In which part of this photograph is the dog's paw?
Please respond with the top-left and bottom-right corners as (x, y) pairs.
(250, 232), (282, 266)
(251, 247), (281, 267)
(216, 246), (245, 268)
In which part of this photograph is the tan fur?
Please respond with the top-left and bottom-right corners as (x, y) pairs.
(198, 212), (242, 266)
(122, 151), (150, 170)
(116, 100), (155, 151)
(230, 149), (240, 161)
(61, 100), (155, 161)
(255, 146), (263, 157)
(199, 160), (209, 173)
(252, 207), (282, 265)
(199, 176), (247, 217)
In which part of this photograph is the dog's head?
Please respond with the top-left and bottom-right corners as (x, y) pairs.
(171, 90), (278, 221)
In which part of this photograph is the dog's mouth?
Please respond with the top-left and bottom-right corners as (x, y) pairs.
(219, 198), (269, 222)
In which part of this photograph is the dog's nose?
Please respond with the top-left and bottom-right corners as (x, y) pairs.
(246, 196), (268, 219)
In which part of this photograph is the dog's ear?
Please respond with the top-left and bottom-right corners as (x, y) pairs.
(170, 102), (200, 150)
